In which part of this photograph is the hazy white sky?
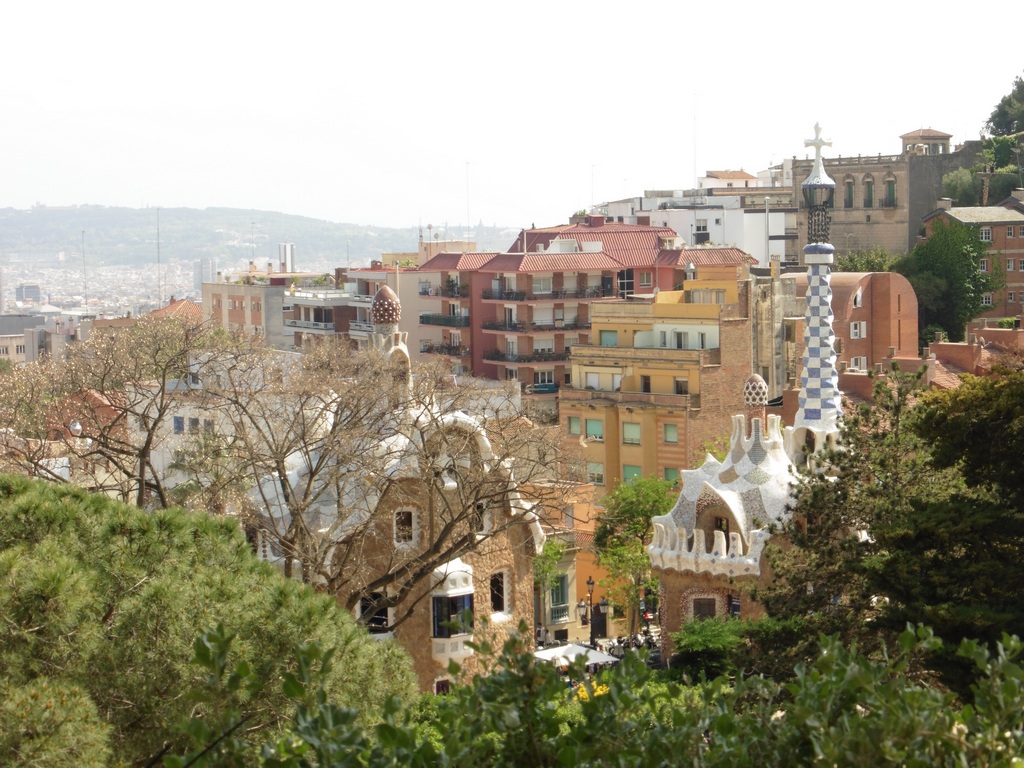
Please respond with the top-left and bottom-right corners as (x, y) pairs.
(1, 1), (1017, 230)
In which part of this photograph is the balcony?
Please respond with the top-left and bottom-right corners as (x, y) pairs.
(423, 343), (470, 357)
(420, 313), (471, 328)
(284, 319), (336, 332)
(483, 349), (570, 364)
(431, 633), (475, 664)
(482, 320), (590, 333)
(481, 288), (611, 301)
(421, 285), (469, 298)
(524, 382), (559, 395)
(348, 320), (373, 333)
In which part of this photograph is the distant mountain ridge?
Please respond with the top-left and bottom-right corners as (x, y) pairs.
(0, 205), (518, 271)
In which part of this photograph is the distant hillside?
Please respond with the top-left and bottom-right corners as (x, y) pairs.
(0, 205), (519, 271)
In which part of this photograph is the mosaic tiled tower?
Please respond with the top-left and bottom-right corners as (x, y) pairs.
(790, 124), (842, 453)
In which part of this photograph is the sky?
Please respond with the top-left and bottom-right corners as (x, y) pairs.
(1, 1), (1019, 231)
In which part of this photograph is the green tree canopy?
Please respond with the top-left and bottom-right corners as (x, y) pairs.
(0, 475), (415, 765)
(986, 72), (1024, 136)
(833, 246), (901, 273)
(594, 476), (674, 633)
(897, 217), (999, 342)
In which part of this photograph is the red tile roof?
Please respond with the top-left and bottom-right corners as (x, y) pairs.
(511, 221), (676, 268)
(478, 252), (624, 273)
(149, 298), (203, 326)
(900, 128), (952, 140)
(656, 247), (757, 268)
(419, 252), (500, 271)
(929, 358), (967, 389)
(706, 170), (757, 180)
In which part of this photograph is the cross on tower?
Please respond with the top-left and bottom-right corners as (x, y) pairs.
(804, 122), (831, 165)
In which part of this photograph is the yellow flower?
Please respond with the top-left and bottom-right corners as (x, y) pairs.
(574, 683), (609, 701)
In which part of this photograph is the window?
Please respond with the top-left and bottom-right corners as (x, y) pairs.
(534, 370), (554, 385)
(472, 501), (492, 534)
(0, 347), (7, 356)
(434, 679), (451, 695)
(550, 575), (569, 623)
(203, 419), (214, 432)
(853, 287), (863, 308)
(563, 504), (575, 528)
(360, 593), (390, 634)
(612, 373), (622, 391)
(15, 344), (24, 355)
(1009, 225), (1016, 238)
(659, 330), (667, 347)
(641, 375), (651, 393)
(585, 372), (600, 389)
(639, 271), (652, 287)
(1019, 260), (1024, 272)
(849, 356), (867, 371)
(863, 178), (874, 208)
(980, 258), (990, 273)
(188, 417), (200, 433)
(693, 598), (716, 620)
(623, 464), (642, 482)
(850, 321), (867, 339)
(1009, 259), (1017, 272)
(664, 423), (678, 444)
(980, 227), (992, 242)
(420, 340), (431, 353)
(622, 422), (641, 445)
(885, 178), (896, 208)
(505, 368), (518, 381)
(394, 508), (415, 545)
(585, 419), (603, 441)
(1009, 292), (1016, 303)
(587, 462), (605, 485)
(664, 467), (680, 484)
(567, 416), (581, 435)
(844, 178), (854, 209)
(715, 516), (729, 534)
(729, 595), (742, 618)
(674, 378), (688, 395)
(533, 276), (552, 294)
(695, 219), (708, 233)
(490, 572), (508, 613)
(982, 293), (993, 306)
(432, 594), (473, 638)
(599, 330), (618, 346)
(173, 416), (185, 434)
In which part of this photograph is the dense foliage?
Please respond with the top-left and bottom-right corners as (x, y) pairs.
(166, 623), (1024, 766)
(986, 72), (1024, 137)
(594, 476), (674, 633)
(896, 218), (998, 343)
(756, 365), (1024, 695)
(0, 475), (415, 765)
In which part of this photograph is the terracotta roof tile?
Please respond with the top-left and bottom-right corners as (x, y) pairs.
(656, 247), (757, 267)
(419, 252), (500, 271)
(149, 298), (203, 326)
(929, 358), (967, 389)
(706, 170), (757, 180)
(479, 252), (624, 273)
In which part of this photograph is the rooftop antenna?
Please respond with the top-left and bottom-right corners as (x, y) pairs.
(81, 230), (87, 310)
(251, 220), (256, 262)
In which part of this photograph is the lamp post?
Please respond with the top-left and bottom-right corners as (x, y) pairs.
(586, 575), (595, 648)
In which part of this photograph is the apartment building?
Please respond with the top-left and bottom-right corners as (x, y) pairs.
(922, 192), (1024, 321)
(559, 266), (754, 493)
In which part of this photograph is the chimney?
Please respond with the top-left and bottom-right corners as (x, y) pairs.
(936, 198), (953, 211)
(935, 330), (944, 342)
(636, 215), (651, 226)
(1012, 189), (1024, 202)
(267, 261), (274, 273)
(587, 215), (606, 227)
(888, 346), (895, 357)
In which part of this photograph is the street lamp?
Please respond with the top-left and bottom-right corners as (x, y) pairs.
(586, 576), (595, 648)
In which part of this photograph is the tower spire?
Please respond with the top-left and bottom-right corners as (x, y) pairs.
(789, 123), (842, 458)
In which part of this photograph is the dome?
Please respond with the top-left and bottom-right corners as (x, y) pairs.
(743, 373), (768, 407)
(371, 285), (401, 325)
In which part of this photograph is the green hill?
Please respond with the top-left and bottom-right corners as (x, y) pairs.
(0, 205), (518, 270)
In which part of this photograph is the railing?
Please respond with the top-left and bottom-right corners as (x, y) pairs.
(483, 349), (570, 364)
(348, 320), (373, 332)
(422, 287), (468, 298)
(431, 633), (474, 663)
(550, 604), (570, 623)
(482, 320), (590, 333)
(419, 313), (471, 327)
(423, 344), (470, 357)
(284, 319), (336, 331)
(524, 382), (559, 395)
(482, 288), (611, 301)
(881, 198), (897, 208)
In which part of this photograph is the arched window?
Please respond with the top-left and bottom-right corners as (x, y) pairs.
(862, 175), (874, 209)
(843, 175), (855, 209)
(394, 507), (418, 546)
(883, 173), (897, 208)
